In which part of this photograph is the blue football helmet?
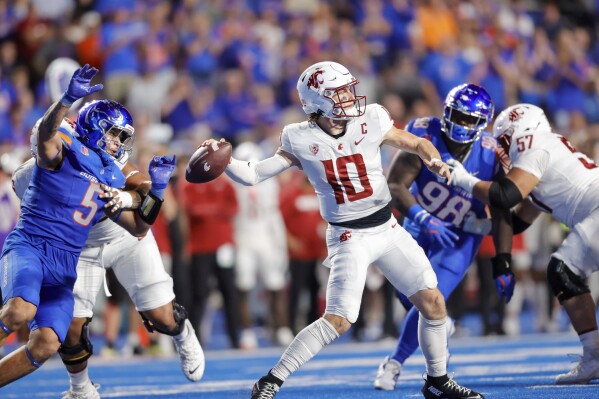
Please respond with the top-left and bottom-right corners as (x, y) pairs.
(75, 99), (135, 158)
(442, 83), (494, 144)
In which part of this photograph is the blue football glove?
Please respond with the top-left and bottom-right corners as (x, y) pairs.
(149, 155), (176, 199)
(60, 64), (104, 106)
(408, 204), (459, 248)
(492, 253), (515, 303)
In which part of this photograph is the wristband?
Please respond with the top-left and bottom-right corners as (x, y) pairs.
(491, 253), (513, 278)
(407, 204), (429, 225)
(138, 191), (163, 224)
(60, 92), (77, 107)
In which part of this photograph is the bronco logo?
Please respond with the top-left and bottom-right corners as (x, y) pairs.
(307, 70), (325, 89)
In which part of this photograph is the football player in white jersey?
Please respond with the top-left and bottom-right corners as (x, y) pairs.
(232, 142), (293, 349)
(202, 61), (483, 399)
(449, 103), (599, 385)
(13, 102), (204, 398)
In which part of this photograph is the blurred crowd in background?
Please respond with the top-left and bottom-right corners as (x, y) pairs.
(2, 0), (599, 355)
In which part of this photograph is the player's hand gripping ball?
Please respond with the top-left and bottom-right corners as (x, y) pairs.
(185, 141), (232, 183)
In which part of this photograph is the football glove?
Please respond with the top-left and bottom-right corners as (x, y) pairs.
(99, 185), (135, 212)
(492, 253), (515, 303)
(408, 204), (459, 248)
(461, 210), (492, 236)
(446, 159), (481, 194)
(60, 64), (103, 106)
(149, 155), (176, 199)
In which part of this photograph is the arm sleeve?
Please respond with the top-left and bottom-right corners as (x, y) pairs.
(512, 148), (550, 179)
(225, 153), (292, 186)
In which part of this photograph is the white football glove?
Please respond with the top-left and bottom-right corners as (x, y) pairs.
(99, 185), (134, 212)
(462, 210), (492, 236)
(447, 159), (481, 194)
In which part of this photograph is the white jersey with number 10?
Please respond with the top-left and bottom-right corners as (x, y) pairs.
(280, 103), (393, 224)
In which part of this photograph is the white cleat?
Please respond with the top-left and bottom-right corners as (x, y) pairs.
(173, 320), (205, 382)
(60, 382), (100, 399)
(374, 356), (402, 391)
(556, 352), (599, 385)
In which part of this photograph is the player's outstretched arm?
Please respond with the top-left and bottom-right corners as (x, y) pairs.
(37, 64), (103, 170)
(448, 159), (539, 209)
(201, 138), (295, 186)
(382, 126), (450, 180)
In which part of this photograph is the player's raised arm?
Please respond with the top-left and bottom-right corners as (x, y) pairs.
(382, 126), (450, 180)
(37, 65), (103, 170)
(200, 138), (295, 186)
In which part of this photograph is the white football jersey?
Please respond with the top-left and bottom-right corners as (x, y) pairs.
(510, 128), (599, 228)
(280, 104), (393, 223)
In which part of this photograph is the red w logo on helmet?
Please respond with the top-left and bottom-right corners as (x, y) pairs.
(307, 70), (325, 89)
(508, 108), (523, 122)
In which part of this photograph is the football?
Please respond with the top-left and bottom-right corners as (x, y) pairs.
(185, 141), (232, 183)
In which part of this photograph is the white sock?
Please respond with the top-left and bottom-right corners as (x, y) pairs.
(580, 329), (599, 356)
(418, 315), (447, 377)
(174, 321), (190, 342)
(270, 317), (339, 381)
(68, 368), (91, 389)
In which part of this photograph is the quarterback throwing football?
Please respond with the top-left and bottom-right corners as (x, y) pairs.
(203, 61), (483, 399)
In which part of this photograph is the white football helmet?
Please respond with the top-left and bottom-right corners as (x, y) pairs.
(45, 57), (81, 103)
(493, 103), (551, 141)
(296, 61), (365, 120)
(493, 103), (551, 171)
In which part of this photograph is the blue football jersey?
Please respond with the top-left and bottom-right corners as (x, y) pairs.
(15, 126), (126, 252)
(404, 116), (498, 233)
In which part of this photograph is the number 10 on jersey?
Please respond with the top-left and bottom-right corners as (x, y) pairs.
(323, 154), (373, 204)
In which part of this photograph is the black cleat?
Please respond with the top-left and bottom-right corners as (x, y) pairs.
(422, 377), (484, 399)
(251, 376), (280, 399)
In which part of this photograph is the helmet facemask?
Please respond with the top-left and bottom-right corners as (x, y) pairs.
(323, 81), (366, 120)
(76, 99), (135, 159)
(99, 124), (135, 158)
(443, 106), (489, 143)
(442, 83), (494, 144)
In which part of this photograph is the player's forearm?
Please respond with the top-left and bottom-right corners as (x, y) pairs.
(490, 205), (513, 254)
(388, 182), (417, 216)
(109, 209), (151, 237)
(472, 181), (492, 204)
(414, 138), (442, 163)
(37, 101), (70, 163)
(225, 154), (291, 186)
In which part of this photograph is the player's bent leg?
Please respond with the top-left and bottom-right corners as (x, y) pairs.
(141, 301), (205, 382)
(547, 257), (599, 384)
(252, 315), (341, 399)
(0, 327), (60, 387)
(0, 297), (37, 345)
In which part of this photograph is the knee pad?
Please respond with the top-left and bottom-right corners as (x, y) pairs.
(141, 301), (188, 336)
(58, 318), (94, 366)
(547, 257), (590, 303)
